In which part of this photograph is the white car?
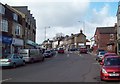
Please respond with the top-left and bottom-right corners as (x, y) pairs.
(96, 51), (106, 62)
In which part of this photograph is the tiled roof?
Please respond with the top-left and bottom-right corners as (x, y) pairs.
(96, 27), (116, 34)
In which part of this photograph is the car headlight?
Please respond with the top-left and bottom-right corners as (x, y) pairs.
(102, 68), (107, 74)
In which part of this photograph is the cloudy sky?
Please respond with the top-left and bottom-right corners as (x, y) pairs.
(1, 0), (119, 44)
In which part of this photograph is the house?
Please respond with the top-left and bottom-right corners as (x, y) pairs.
(94, 26), (117, 54)
(117, 1), (120, 55)
(74, 30), (86, 48)
(12, 6), (37, 49)
(1, 3), (25, 54)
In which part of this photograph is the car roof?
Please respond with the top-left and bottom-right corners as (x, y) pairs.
(105, 56), (120, 59)
(104, 52), (116, 56)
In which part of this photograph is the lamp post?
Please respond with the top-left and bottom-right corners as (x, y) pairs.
(78, 21), (85, 34)
(44, 26), (50, 41)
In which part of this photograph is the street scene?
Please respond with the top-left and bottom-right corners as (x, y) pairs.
(1, 51), (119, 83)
(0, 0), (120, 83)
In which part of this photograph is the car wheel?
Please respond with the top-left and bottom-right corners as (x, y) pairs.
(12, 63), (16, 68)
(23, 61), (26, 66)
(42, 57), (45, 61)
(30, 59), (34, 63)
(100, 78), (104, 81)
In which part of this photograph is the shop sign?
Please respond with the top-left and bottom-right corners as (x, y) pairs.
(0, 35), (12, 44)
(26, 40), (37, 46)
(12, 38), (23, 46)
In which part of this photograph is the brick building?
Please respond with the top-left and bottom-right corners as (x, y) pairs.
(1, 3), (25, 54)
(94, 26), (117, 53)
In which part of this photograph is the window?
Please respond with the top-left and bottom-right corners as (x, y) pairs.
(15, 25), (21, 35)
(110, 34), (114, 38)
(0, 4), (5, 14)
(13, 13), (18, 21)
(1, 19), (8, 32)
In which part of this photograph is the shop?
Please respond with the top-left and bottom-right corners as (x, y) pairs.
(26, 40), (38, 49)
(1, 35), (12, 54)
(12, 38), (24, 53)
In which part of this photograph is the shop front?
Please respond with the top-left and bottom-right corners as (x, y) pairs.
(0, 35), (12, 54)
(12, 38), (24, 53)
(26, 40), (38, 49)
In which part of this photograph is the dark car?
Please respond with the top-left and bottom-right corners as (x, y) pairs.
(43, 50), (53, 58)
(50, 49), (56, 56)
(100, 56), (120, 81)
(96, 51), (106, 62)
(58, 48), (64, 53)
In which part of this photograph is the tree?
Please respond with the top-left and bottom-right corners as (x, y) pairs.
(53, 33), (65, 47)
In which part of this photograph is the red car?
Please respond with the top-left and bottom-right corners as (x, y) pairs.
(58, 48), (64, 53)
(100, 56), (120, 81)
(100, 52), (117, 63)
(80, 48), (87, 54)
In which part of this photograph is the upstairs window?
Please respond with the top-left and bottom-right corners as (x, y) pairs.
(13, 13), (18, 21)
(1, 19), (8, 32)
(15, 25), (21, 35)
(0, 4), (5, 14)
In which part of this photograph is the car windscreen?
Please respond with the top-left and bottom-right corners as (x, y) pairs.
(45, 51), (50, 53)
(104, 57), (120, 66)
(100, 52), (105, 55)
(1, 54), (12, 59)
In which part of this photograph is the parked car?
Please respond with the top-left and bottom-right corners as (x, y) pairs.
(58, 48), (64, 53)
(50, 49), (56, 56)
(100, 56), (120, 81)
(99, 52), (117, 64)
(96, 51), (106, 62)
(0, 54), (25, 68)
(19, 49), (44, 63)
(43, 50), (53, 58)
(80, 47), (87, 54)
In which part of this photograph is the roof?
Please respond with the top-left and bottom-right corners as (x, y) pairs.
(104, 52), (117, 57)
(96, 27), (116, 34)
(105, 56), (120, 59)
(5, 4), (25, 18)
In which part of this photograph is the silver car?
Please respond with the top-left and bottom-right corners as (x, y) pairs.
(0, 54), (25, 68)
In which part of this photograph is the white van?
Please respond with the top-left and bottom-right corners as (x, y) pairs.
(19, 49), (44, 63)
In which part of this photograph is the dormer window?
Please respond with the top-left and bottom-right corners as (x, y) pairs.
(0, 4), (5, 14)
(13, 13), (18, 21)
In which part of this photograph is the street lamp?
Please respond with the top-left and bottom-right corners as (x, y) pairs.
(78, 21), (85, 34)
(44, 26), (50, 41)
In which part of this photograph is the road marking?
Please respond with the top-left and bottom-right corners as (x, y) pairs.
(67, 54), (70, 57)
(92, 62), (99, 65)
(0, 78), (12, 82)
(55, 54), (57, 57)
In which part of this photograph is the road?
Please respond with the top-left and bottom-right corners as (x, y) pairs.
(1, 51), (120, 83)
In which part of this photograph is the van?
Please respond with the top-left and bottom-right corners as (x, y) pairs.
(19, 49), (44, 63)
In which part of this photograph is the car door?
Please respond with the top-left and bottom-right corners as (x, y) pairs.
(13, 54), (21, 65)
(17, 55), (24, 65)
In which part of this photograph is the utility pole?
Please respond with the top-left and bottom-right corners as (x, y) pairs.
(78, 21), (85, 34)
(44, 26), (50, 41)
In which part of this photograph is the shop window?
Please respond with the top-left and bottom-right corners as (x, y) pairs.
(0, 4), (5, 14)
(1, 19), (8, 32)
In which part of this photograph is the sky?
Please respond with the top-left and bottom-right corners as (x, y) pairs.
(1, 0), (119, 44)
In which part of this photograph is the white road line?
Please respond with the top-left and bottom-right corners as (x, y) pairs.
(67, 54), (70, 57)
(55, 54), (57, 57)
(92, 62), (99, 65)
(0, 78), (12, 82)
